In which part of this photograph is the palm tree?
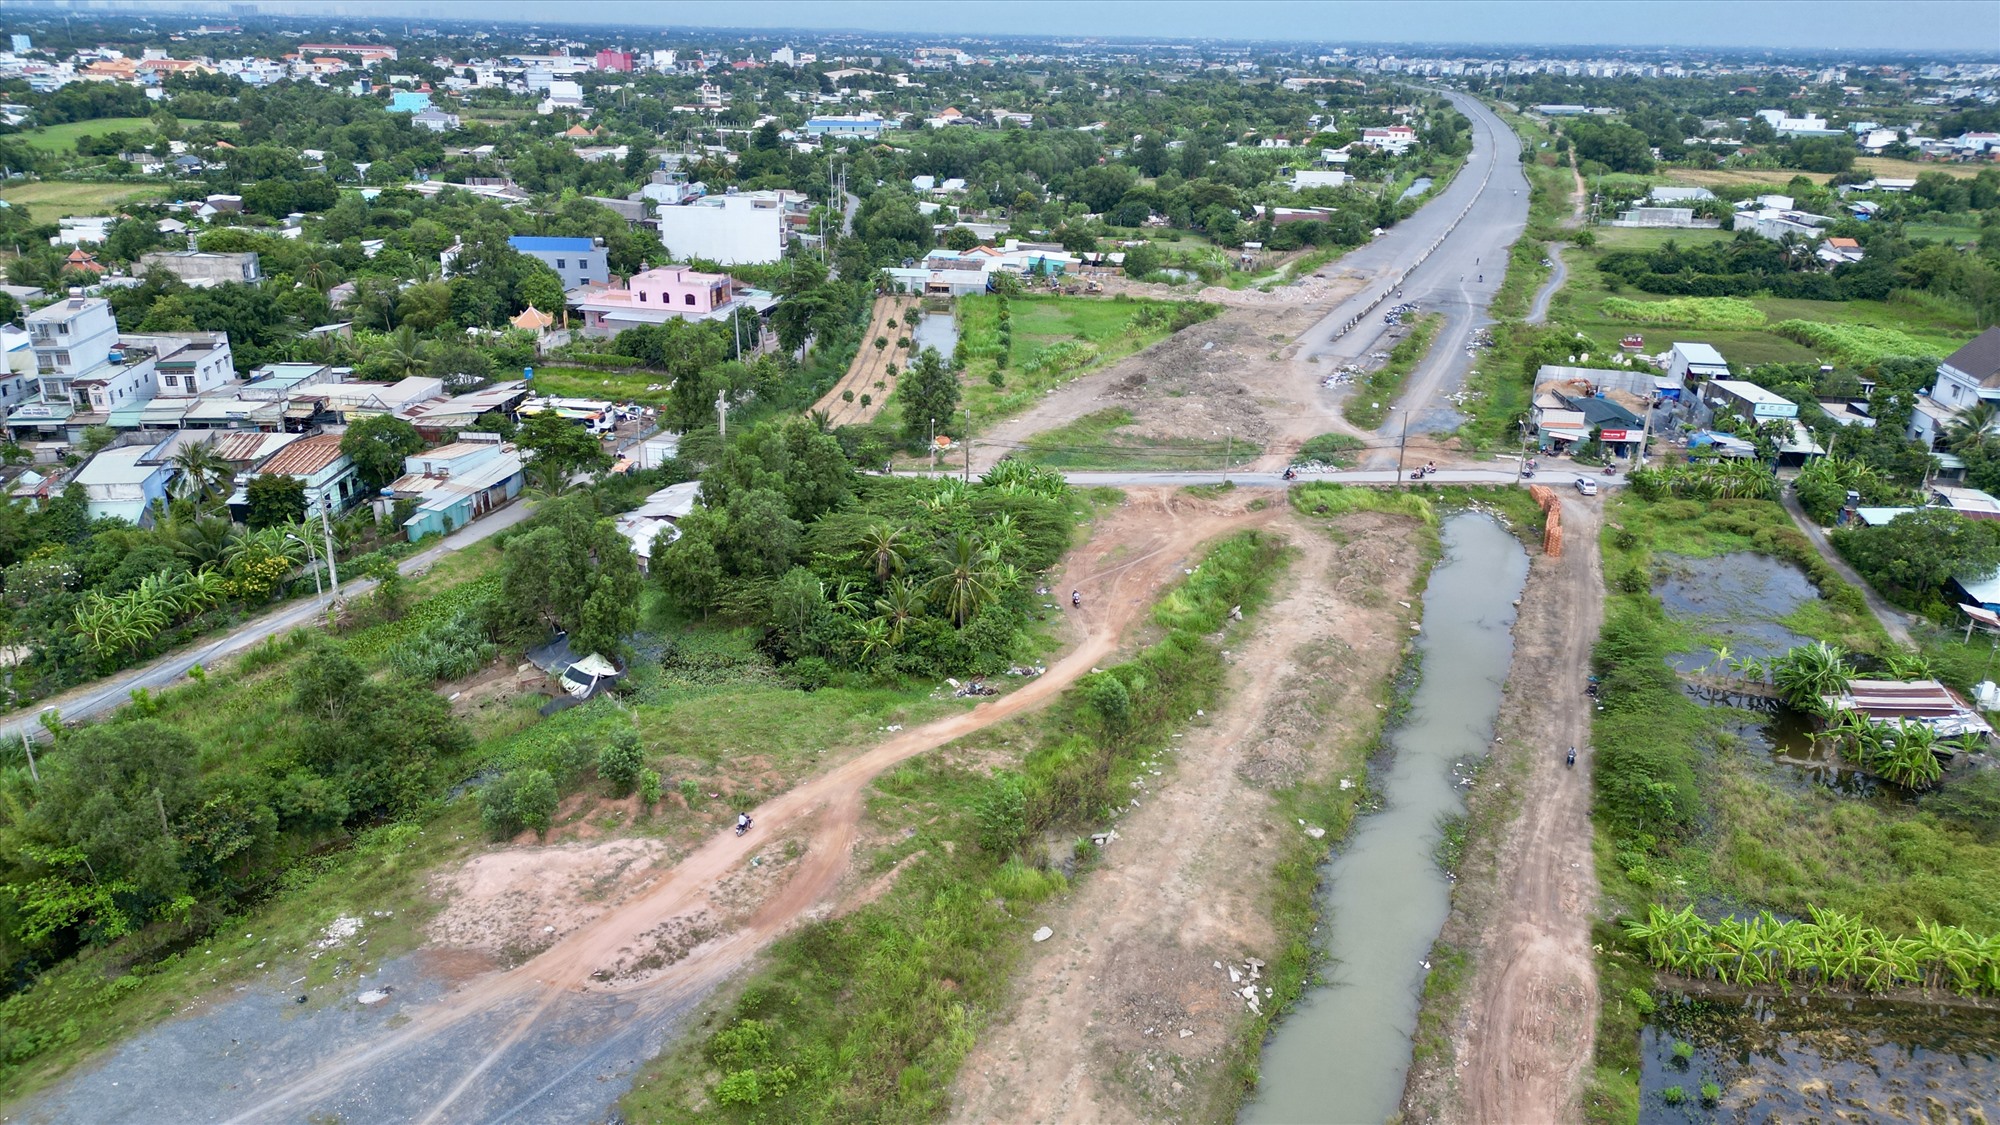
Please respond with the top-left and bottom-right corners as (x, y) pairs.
(1946, 401), (2000, 454)
(927, 532), (1000, 628)
(170, 515), (239, 570)
(859, 522), (907, 585)
(871, 578), (923, 646)
(383, 324), (430, 379)
(171, 439), (235, 509)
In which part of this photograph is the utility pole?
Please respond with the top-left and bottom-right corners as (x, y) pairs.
(963, 408), (972, 485)
(1222, 426), (1231, 484)
(716, 388), (728, 438)
(317, 494), (340, 599)
(19, 730), (37, 785)
(1395, 410), (1410, 485)
(154, 788), (171, 839)
(929, 416), (937, 476)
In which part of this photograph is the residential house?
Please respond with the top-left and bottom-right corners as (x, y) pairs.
(386, 90), (432, 113)
(399, 380), (532, 441)
(8, 294), (129, 441)
(54, 216), (116, 245)
(1290, 169), (1348, 189)
(1666, 342), (1731, 384)
(410, 108), (460, 132)
(378, 433), (525, 540)
(228, 432), (360, 520)
(573, 266), (736, 335)
(125, 331), (234, 397)
(614, 480), (701, 569)
(507, 235), (608, 289)
(137, 249), (262, 287)
(76, 445), (176, 525)
(1359, 125), (1417, 154)
(1703, 379), (1799, 423)
(1912, 327), (2000, 448)
(316, 376), (445, 421)
(1817, 237), (1865, 266)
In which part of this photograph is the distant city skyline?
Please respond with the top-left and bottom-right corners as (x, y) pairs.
(41, 0), (2000, 55)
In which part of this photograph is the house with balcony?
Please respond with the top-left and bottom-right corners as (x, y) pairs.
(1911, 327), (2000, 449)
(7, 293), (151, 442)
(573, 265), (736, 335)
(226, 432), (360, 521)
(124, 331), (235, 397)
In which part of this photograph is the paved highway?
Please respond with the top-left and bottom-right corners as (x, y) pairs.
(1293, 90), (1531, 435)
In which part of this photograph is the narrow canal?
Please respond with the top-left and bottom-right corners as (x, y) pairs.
(1244, 512), (1529, 1125)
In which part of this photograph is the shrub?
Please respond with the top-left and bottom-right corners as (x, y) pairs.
(1293, 433), (1363, 467)
(1700, 1082), (1721, 1106)
(638, 768), (661, 809)
(1772, 320), (1937, 365)
(385, 606), (495, 682)
(974, 772), (1030, 856)
(1600, 296), (1766, 329)
(1662, 1085), (1687, 1106)
(596, 728), (645, 796)
(479, 768), (558, 839)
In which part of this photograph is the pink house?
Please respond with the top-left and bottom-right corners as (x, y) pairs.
(574, 266), (736, 336)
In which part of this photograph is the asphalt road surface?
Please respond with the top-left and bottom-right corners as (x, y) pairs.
(0, 498), (535, 747)
(1293, 89), (1530, 435)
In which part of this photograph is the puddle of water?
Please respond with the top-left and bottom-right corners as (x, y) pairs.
(1399, 177), (1434, 202)
(1640, 992), (2000, 1123)
(1655, 553), (1815, 674)
(910, 308), (958, 357)
(1713, 705), (1892, 801)
(1242, 513), (1528, 1125)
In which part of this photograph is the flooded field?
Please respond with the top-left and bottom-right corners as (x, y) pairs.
(1242, 513), (1528, 1124)
(1640, 992), (2000, 1123)
(1654, 553), (1815, 675)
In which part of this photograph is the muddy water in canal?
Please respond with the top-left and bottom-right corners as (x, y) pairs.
(1243, 513), (1527, 1125)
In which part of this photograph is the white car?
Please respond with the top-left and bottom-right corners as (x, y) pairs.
(1574, 477), (1599, 496)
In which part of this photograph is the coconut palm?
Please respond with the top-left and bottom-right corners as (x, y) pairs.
(169, 514), (239, 569)
(928, 532), (1000, 627)
(859, 522), (907, 585)
(383, 324), (430, 379)
(170, 439), (235, 509)
(1946, 401), (2000, 455)
(871, 578), (923, 647)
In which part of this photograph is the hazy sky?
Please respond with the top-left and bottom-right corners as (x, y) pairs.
(220, 0), (1998, 53)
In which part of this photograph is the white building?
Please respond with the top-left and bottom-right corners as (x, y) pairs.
(1290, 169), (1348, 190)
(1666, 342), (1731, 384)
(655, 192), (789, 264)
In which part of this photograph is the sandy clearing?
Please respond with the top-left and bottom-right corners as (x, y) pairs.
(812, 294), (917, 427)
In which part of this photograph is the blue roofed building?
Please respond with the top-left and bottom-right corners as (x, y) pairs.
(507, 235), (608, 290)
(387, 90), (432, 113)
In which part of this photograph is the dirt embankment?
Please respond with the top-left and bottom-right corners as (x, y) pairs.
(950, 506), (1426, 1124)
(1401, 498), (1605, 1125)
(973, 282), (1365, 476)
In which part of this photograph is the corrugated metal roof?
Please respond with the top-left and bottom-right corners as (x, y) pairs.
(254, 433), (346, 477)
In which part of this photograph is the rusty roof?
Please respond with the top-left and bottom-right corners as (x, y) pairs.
(253, 432), (346, 477)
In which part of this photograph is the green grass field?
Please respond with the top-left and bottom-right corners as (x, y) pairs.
(0, 180), (168, 219)
(1019, 406), (1235, 470)
(954, 293), (1215, 423)
(524, 365), (672, 404)
(15, 117), (159, 152)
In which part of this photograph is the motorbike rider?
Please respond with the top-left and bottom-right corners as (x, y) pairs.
(736, 812), (751, 832)
(1072, 589), (1081, 608)
(1566, 747), (1577, 768)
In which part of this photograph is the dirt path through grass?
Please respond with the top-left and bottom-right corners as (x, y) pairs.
(25, 490), (1269, 1124)
(951, 506), (1425, 1123)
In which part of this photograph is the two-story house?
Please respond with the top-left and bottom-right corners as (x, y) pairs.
(226, 432), (361, 522)
(74, 444), (176, 525)
(1913, 326), (2000, 449)
(574, 265), (736, 336)
(377, 433), (525, 540)
(507, 236), (608, 290)
(124, 332), (236, 397)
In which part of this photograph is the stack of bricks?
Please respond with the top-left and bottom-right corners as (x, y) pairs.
(1527, 484), (1563, 558)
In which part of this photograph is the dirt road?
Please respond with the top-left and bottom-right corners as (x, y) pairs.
(952, 507), (1424, 1124)
(1403, 498), (1605, 1124)
(20, 491), (1269, 1124)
